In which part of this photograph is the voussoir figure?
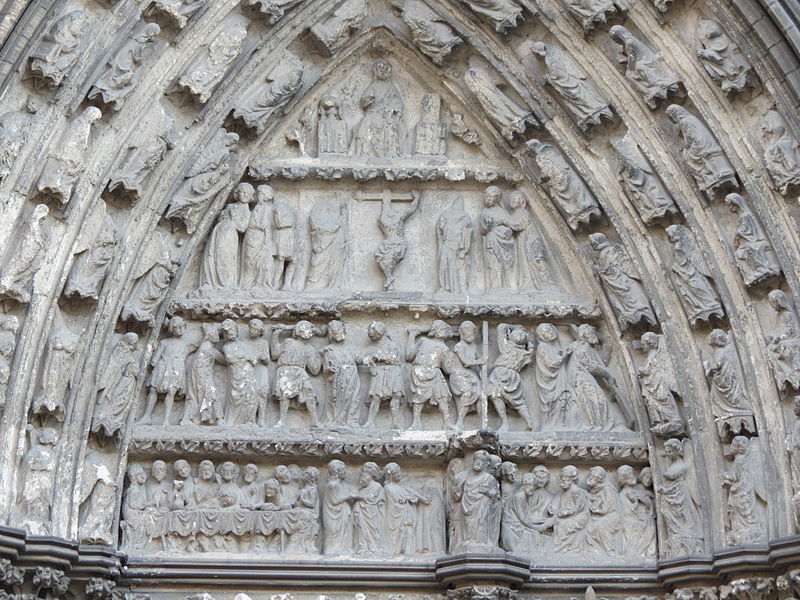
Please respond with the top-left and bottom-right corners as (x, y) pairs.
(562, 0), (628, 33)
(610, 25), (680, 109)
(695, 17), (753, 94)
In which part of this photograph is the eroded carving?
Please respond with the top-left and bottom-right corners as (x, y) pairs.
(464, 63), (537, 142)
(309, 0), (367, 56)
(657, 438), (704, 556)
(724, 193), (781, 287)
(31, 325), (81, 421)
(459, 0), (524, 33)
(0, 204), (49, 304)
(64, 212), (117, 302)
(488, 323), (535, 431)
(562, 0), (628, 33)
(610, 26), (681, 109)
(243, 0), (303, 24)
(695, 17), (753, 95)
(723, 436), (767, 546)
(91, 332), (140, 439)
(307, 201), (347, 290)
(449, 450), (501, 552)
(138, 317), (188, 426)
(121, 231), (177, 326)
(637, 332), (684, 437)
(0, 315), (18, 410)
(145, 0), (205, 29)
(406, 321), (455, 430)
(761, 110), (800, 195)
(0, 99), (38, 182)
(78, 452), (118, 545)
(393, 0), (462, 65)
(766, 290), (800, 393)
(27, 10), (88, 88)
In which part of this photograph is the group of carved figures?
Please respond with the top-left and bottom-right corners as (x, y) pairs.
(120, 453), (656, 562)
(136, 317), (633, 433)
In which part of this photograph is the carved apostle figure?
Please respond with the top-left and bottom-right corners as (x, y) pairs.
(323, 459), (354, 554)
(723, 436), (767, 546)
(725, 193), (781, 286)
(617, 465), (656, 559)
(450, 321), (486, 430)
(78, 453), (118, 545)
(479, 186), (515, 290)
(309, 0), (367, 55)
(307, 200), (347, 290)
(31, 325), (81, 421)
(121, 231), (177, 327)
(88, 23), (160, 111)
(502, 468), (554, 554)
(458, 0), (523, 33)
(35, 106), (102, 205)
(16, 425), (58, 535)
(551, 465), (590, 554)
(121, 464), (150, 551)
(177, 17), (248, 103)
(451, 450), (501, 552)
(383, 462), (430, 555)
(350, 60), (406, 158)
(240, 184), (275, 290)
(137, 317), (188, 426)
(392, 0), (462, 64)
(508, 190), (556, 291)
(637, 332), (683, 437)
(243, 0), (302, 23)
(0, 204), (49, 304)
(437, 200), (472, 294)
(766, 290), (800, 393)
(562, 0), (627, 32)
(585, 466), (621, 556)
(65, 214), (117, 302)
(536, 323), (573, 431)
(271, 321), (324, 427)
(704, 329), (756, 437)
(165, 128), (239, 234)
(201, 183), (253, 291)
(666, 104), (738, 198)
(220, 319), (259, 426)
(612, 137), (678, 226)
(349, 462), (386, 554)
(322, 320), (361, 427)
(588, 233), (656, 331)
(91, 332), (140, 439)
(232, 53), (303, 135)
(532, 42), (613, 131)
(657, 438), (704, 555)
(406, 321), (454, 430)
(695, 18), (753, 94)
(464, 64), (537, 141)
(488, 323), (536, 431)
(0, 315), (18, 409)
(27, 10), (87, 88)
(272, 196), (298, 290)
(610, 25), (680, 109)
(665, 224), (724, 327)
(527, 140), (601, 231)
(362, 320), (405, 429)
(184, 323), (224, 425)
(146, 0), (205, 28)
(0, 99), (37, 181)
(761, 110), (800, 195)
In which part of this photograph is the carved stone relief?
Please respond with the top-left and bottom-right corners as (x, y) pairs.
(695, 17), (754, 95)
(26, 10), (88, 88)
(0, 204), (49, 304)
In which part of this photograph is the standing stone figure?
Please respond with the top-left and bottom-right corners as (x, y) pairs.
(406, 321), (454, 431)
(272, 196), (298, 290)
(383, 462), (429, 555)
(666, 224), (724, 327)
(480, 186), (515, 291)
(16, 426), (58, 535)
(610, 25), (680, 109)
(0, 316), (18, 409)
(322, 320), (361, 427)
(350, 59), (406, 158)
(138, 317), (188, 426)
(527, 140), (601, 231)
(309, 0), (367, 56)
(488, 323), (536, 431)
(464, 64), (537, 141)
(532, 42), (613, 131)
(551, 465), (590, 554)
(65, 214), (117, 302)
(562, 0), (628, 32)
(318, 96), (348, 155)
(0, 204), (49, 304)
(588, 233), (657, 331)
(31, 326), (81, 421)
(761, 110), (800, 195)
(637, 332), (683, 437)
(585, 466), (621, 556)
(232, 53), (303, 136)
(350, 462), (386, 555)
(437, 200), (472, 294)
(78, 453), (118, 545)
(617, 465), (656, 559)
(88, 23), (161, 111)
(177, 17), (248, 103)
(723, 436), (767, 546)
(374, 191), (419, 291)
(35, 106), (102, 205)
(322, 459), (353, 554)
(121, 231), (177, 327)
(695, 18), (753, 94)
(120, 464), (149, 552)
(241, 184), (275, 291)
(200, 183), (253, 291)
(221, 319), (259, 425)
(307, 201), (347, 290)
(243, 319), (271, 427)
(612, 137), (679, 226)
(458, 0), (523, 33)
(725, 193), (781, 286)
(145, 0), (205, 28)
(271, 321), (324, 427)
(0, 99), (38, 181)
(362, 321), (405, 429)
(536, 323), (573, 431)
(766, 290), (800, 393)
(414, 93), (447, 156)
(183, 323), (224, 425)
(27, 10), (88, 88)
(509, 190), (556, 291)
(704, 329), (756, 438)
(450, 321), (486, 430)
(165, 128), (239, 234)
(450, 450), (501, 552)
(91, 333), (140, 439)
(392, 0), (462, 64)
(665, 104), (738, 199)
(657, 438), (704, 556)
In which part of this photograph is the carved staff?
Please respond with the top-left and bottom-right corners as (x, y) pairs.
(480, 320), (489, 429)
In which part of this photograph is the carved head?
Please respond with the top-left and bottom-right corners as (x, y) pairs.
(128, 464), (146, 485)
(640, 331), (659, 351)
(234, 182), (255, 205)
(484, 186), (502, 207)
(168, 316), (186, 337)
(472, 449), (490, 472)
(319, 96), (341, 118)
(384, 462), (401, 482)
(617, 465), (636, 487)
(151, 460), (167, 482)
(174, 460), (192, 480)
(532, 465), (550, 488)
(707, 328), (729, 348)
(328, 459), (347, 479)
(489, 454), (502, 475)
(221, 319), (238, 342)
(249, 319), (264, 338)
(257, 185), (274, 203)
(586, 465), (607, 489)
(263, 477), (280, 500)
(639, 467), (653, 488)
(724, 193), (746, 213)
(696, 17), (722, 43)
(665, 104), (687, 125)
(138, 22), (161, 42)
(762, 110), (786, 139)
(500, 461), (517, 482)
(508, 190), (526, 210)
(122, 331), (139, 348)
(522, 473), (537, 495)
(459, 321), (477, 343)
(303, 466), (319, 485)
(536, 323), (558, 343)
(220, 461), (239, 482)
(294, 320), (315, 340)
(577, 324), (599, 345)
(609, 25), (629, 45)
(559, 465), (578, 488)
(509, 326), (529, 347)
(429, 320), (451, 339)
(730, 435), (749, 456)
(664, 438), (684, 459)
(372, 59), (392, 80)
(198, 460), (215, 480)
(367, 321), (387, 341)
(768, 289), (790, 312)
(243, 464), (258, 483)
(531, 42), (547, 59)
(202, 323), (219, 342)
(328, 320), (346, 342)
(82, 106), (102, 124)
(31, 203), (49, 222)
(588, 232), (608, 251)
(361, 462), (381, 485)
(274, 465), (291, 484)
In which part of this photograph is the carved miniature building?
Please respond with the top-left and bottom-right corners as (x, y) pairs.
(0, 1), (799, 600)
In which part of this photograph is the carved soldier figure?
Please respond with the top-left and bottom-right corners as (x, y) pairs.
(450, 450), (501, 552)
(184, 323), (224, 425)
(88, 23), (161, 111)
(637, 332), (683, 437)
(0, 204), (49, 304)
(665, 224), (725, 327)
(138, 317), (188, 426)
(31, 325), (81, 421)
(177, 17), (248, 103)
(322, 320), (361, 427)
(610, 25), (680, 109)
(271, 321), (324, 427)
(91, 332), (140, 439)
(588, 232), (656, 330)
(551, 465), (590, 554)
(351, 59), (406, 158)
(318, 96), (348, 155)
(536, 323), (573, 431)
(766, 290), (800, 393)
(480, 186), (515, 290)
(502, 468), (554, 554)
(725, 193), (781, 286)
(617, 465), (656, 559)
(488, 323), (536, 431)
(562, 0), (627, 32)
(761, 110), (800, 195)
(373, 190), (419, 291)
(307, 200), (347, 290)
(528, 140), (601, 231)
(65, 214), (117, 301)
(323, 459), (354, 554)
(532, 42), (613, 131)
(657, 438), (704, 555)
(464, 63), (537, 141)
(122, 231), (177, 327)
(349, 462), (386, 555)
(145, 0), (205, 28)
(695, 18), (753, 94)
(704, 329), (756, 438)
(723, 436), (767, 546)
(272, 195), (298, 290)
(0, 98), (38, 182)
(35, 106), (102, 205)
(435, 200), (473, 295)
(450, 321), (486, 430)
(665, 104), (738, 199)
(27, 10), (88, 87)
(201, 183), (253, 291)
(406, 321), (454, 431)
(458, 0), (523, 33)
(585, 466), (621, 556)
(309, 0), (367, 56)
(0, 315), (18, 409)
(362, 320), (405, 429)
(392, 0), (462, 64)
(241, 184), (275, 290)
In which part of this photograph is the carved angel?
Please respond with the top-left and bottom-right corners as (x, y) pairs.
(121, 231), (177, 327)
(392, 0), (462, 65)
(761, 109), (800, 195)
(725, 193), (781, 287)
(723, 436), (768, 546)
(27, 10), (88, 88)
(612, 136), (678, 225)
(637, 332), (683, 437)
(464, 64), (537, 142)
(695, 17), (753, 94)
(0, 204), (49, 304)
